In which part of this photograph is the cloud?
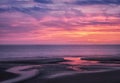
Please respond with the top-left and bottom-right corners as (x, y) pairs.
(34, 0), (53, 4)
(0, 5), (51, 13)
(0, 0), (120, 44)
(74, 0), (120, 5)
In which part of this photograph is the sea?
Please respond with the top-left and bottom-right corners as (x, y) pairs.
(0, 45), (120, 59)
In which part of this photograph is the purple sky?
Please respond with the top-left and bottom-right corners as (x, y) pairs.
(0, 0), (120, 44)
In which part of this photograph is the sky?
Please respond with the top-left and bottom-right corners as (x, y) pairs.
(0, 0), (120, 44)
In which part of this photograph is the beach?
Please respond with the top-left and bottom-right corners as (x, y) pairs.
(0, 0), (120, 82)
(0, 57), (120, 83)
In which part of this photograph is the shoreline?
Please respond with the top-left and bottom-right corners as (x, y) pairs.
(0, 57), (120, 83)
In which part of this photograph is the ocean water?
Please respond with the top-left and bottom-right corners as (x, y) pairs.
(0, 45), (120, 59)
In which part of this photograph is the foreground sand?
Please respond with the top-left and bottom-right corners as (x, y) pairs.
(40, 69), (120, 83)
(0, 57), (120, 83)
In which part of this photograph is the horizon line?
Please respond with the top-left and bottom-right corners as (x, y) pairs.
(0, 44), (120, 46)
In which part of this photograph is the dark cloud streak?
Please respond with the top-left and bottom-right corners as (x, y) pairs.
(34, 0), (53, 4)
(74, 0), (120, 5)
(0, 6), (51, 13)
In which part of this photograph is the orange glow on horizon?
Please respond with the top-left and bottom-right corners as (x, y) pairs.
(0, 13), (120, 44)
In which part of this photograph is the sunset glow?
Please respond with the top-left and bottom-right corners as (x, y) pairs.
(0, 0), (120, 44)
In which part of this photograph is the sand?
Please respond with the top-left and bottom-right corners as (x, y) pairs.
(0, 57), (120, 83)
(43, 69), (120, 83)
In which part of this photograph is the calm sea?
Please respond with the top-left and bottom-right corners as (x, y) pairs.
(0, 45), (120, 58)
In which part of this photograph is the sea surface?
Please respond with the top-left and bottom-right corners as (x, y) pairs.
(0, 45), (120, 59)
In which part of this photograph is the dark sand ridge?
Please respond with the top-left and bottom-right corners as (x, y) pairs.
(81, 57), (120, 64)
(0, 57), (66, 64)
(0, 70), (18, 81)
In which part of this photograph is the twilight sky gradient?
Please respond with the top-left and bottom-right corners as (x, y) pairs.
(0, 0), (120, 44)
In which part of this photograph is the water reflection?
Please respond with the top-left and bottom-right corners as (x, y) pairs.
(60, 57), (98, 71)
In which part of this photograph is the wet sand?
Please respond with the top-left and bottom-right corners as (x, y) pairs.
(42, 69), (120, 83)
(0, 71), (18, 81)
(0, 57), (120, 83)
